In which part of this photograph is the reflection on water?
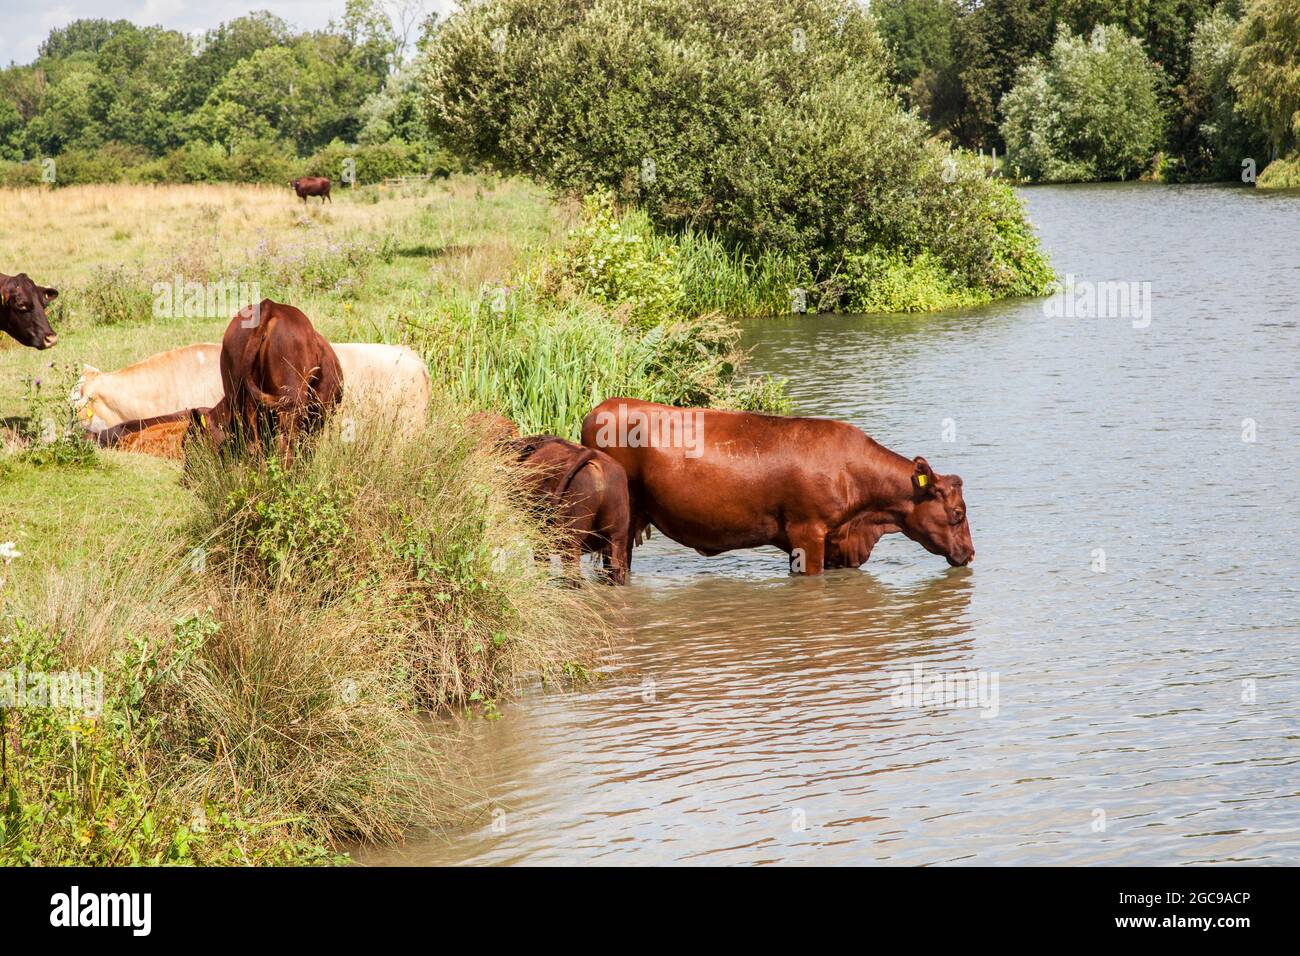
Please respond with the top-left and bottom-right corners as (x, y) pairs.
(363, 183), (1300, 865)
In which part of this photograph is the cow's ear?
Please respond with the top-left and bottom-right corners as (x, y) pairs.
(912, 456), (937, 496)
(42, 287), (58, 302)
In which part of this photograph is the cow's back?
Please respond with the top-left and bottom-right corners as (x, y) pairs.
(580, 398), (871, 552)
(333, 343), (430, 434)
(77, 343), (222, 430)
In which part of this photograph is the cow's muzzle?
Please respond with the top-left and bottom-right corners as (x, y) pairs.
(40, 333), (58, 349)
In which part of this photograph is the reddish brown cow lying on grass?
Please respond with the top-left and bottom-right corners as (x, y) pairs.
(0, 272), (59, 349)
(290, 177), (332, 203)
(581, 398), (973, 575)
(512, 434), (632, 584)
(92, 409), (210, 459)
(197, 300), (343, 458)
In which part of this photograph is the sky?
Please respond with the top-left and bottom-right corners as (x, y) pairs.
(0, 0), (454, 67)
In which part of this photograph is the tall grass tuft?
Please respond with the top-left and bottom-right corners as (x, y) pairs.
(2, 401), (609, 862)
(182, 400), (607, 708)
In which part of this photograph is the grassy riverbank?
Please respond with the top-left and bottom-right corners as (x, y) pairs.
(0, 175), (785, 864)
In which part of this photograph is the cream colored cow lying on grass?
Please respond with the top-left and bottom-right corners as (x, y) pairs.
(73, 342), (431, 437)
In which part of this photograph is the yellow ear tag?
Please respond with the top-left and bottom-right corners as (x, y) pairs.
(917, 474), (928, 487)
(200, 415), (207, 428)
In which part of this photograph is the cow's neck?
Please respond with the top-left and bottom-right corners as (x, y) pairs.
(847, 441), (917, 525)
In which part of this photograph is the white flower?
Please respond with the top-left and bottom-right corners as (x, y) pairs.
(0, 542), (20, 561)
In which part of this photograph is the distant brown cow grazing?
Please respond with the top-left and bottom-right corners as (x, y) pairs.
(581, 398), (973, 575)
(0, 272), (59, 349)
(290, 177), (332, 203)
(199, 300), (343, 459)
(513, 435), (632, 584)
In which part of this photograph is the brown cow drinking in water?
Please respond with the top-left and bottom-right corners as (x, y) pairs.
(0, 272), (59, 349)
(290, 177), (332, 203)
(198, 300), (343, 459)
(581, 398), (973, 575)
(513, 435), (632, 584)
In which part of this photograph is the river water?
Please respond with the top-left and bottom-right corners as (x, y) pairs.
(368, 183), (1300, 866)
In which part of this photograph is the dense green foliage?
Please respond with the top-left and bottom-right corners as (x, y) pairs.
(425, 0), (1055, 309)
(874, 0), (1296, 183)
(1001, 25), (1166, 182)
(0, 3), (451, 184)
(1230, 0), (1300, 159)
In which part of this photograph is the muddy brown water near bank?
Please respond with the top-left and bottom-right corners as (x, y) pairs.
(362, 183), (1300, 865)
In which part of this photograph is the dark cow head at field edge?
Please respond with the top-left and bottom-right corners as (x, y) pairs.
(0, 273), (59, 348)
(901, 457), (974, 567)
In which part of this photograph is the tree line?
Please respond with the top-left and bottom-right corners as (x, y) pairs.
(874, 0), (1299, 182)
(0, 1), (447, 185)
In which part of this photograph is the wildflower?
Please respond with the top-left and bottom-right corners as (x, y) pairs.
(0, 542), (20, 561)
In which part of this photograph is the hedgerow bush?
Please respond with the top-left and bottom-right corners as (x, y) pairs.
(424, 0), (1055, 305)
(1001, 25), (1166, 183)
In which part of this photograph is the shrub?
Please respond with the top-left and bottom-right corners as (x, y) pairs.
(0, 614), (341, 864)
(425, 0), (1053, 303)
(548, 191), (686, 325)
(183, 403), (607, 710)
(81, 263), (155, 326)
(844, 247), (987, 313)
(14, 363), (97, 468)
(39, 143), (153, 186)
(1258, 152), (1300, 189)
(1001, 25), (1166, 183)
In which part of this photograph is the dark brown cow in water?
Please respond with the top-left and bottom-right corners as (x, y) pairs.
(513, 435), (632, 584)
(197, 300), (343, 458)
(0, 272), (59, 349)
(290, 177), (332, 203)
(580, 398), (973, 575)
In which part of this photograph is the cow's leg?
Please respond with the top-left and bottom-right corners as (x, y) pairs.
(606, 526), (630, 585)
(787, 523), (827, 576)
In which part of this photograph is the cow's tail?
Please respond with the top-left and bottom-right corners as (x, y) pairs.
(553, 447), (598, 498)
(513, 437), (597, 497)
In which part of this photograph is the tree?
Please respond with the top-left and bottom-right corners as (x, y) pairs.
(1231, 0), (1300, 158)
(1001, 24), (1166, 181)
(173, 12), (292, 114)
(1174, 10), (1267, 178)
(38, 19), (138, 61)
(426, 0), (1054, 300)
(952, 0), (1060, 147)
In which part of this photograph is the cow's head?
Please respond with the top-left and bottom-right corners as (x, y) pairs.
(899, 457), (974, 567)
(187, 405), (228, 452)
(0, 273), (59, 349)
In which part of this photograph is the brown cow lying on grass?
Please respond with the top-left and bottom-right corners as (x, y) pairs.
(581, 398), (973, 575)
(92, 409), (210, 460)
(512, 434), (632, 584)
(196, 299), (343, 459)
